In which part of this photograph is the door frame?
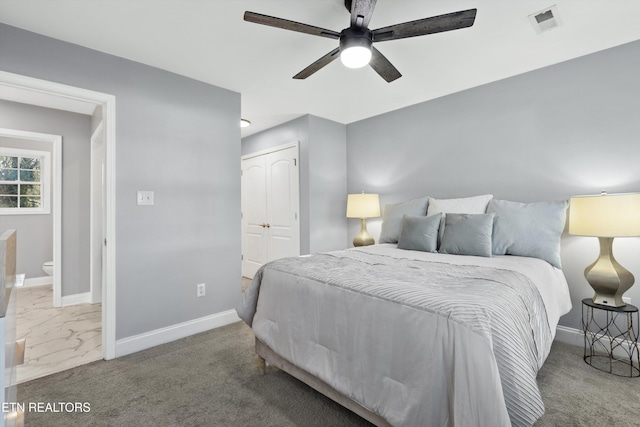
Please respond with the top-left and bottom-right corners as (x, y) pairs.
(241, 141), (300, 278)
(0, 71), (117, 360)
(90, 121), (105, 304)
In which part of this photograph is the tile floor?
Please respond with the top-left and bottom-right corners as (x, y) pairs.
(16, 285), (102, 384)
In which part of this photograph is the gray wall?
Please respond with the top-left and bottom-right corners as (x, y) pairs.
(242, 114), (347, 255)
(0, 133), (54, 280)
(0, 24), (241, 340)
(346, 39), (640, 331)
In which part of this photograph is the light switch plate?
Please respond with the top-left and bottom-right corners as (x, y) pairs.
(137, 190), (154, 206)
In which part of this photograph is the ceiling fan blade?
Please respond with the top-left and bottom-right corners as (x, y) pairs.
(372, 9), (476, 42)
(244, 11), (341, 40)
(350, 0), (377, 29)
(369, 46), (401, 82)
(293, 48), (341, 79)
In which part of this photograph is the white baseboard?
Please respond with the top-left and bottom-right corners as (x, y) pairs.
(61, 292), (92, 307)
(114, 309), (241, 358)
(554, 324), (638, 361)
(23, 276), (53, 287)
(554, 325), (584, 347)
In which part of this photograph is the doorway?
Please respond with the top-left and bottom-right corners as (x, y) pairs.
(0, 71), (116, 360)
(0, 129), (61, 305)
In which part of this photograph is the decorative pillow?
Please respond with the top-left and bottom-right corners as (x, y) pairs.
(439, 213), (495, 257)
(379, 197), (429, 243)
(487, 199), (568, 269)
(427, 194), (494, 216)
(427, 194), (494, 245)
(397, 213), (442, 253)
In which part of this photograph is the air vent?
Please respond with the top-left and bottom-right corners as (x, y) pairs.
(529, 5), (562, 34)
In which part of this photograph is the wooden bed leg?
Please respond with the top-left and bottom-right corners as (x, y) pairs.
(256, 354), (266, 375)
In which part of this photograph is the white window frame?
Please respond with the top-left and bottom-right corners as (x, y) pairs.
(0, 147), (51, 215)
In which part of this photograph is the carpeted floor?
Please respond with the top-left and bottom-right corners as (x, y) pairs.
(18, 321), (640, 426)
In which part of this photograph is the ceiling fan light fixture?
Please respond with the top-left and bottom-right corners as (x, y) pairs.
(341, 46), (372, 68)
(244, 4), (477, 82)
(339, 28), (373, 69)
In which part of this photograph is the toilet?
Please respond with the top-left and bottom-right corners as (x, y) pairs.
(42, 261), (54, 276)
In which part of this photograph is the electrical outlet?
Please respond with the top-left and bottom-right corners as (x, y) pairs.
(623, 296), (631, 305)
(196, 283), (206, 298)
(137, 190), (154, 206)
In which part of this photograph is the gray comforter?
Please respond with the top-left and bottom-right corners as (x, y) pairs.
(238, 247), (559, 427)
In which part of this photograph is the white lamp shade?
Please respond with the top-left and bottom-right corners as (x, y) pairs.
(569, 193), (640, 237)
(346, 193), (380, 219)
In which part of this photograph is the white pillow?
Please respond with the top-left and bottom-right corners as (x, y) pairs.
(427, 194), (494, 216)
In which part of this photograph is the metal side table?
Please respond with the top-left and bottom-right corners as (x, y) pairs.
(582, 298), (639, 377)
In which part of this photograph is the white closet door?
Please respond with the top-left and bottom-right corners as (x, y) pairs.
(266, 146), (299, 262)
(242, 155), (268, 278)
(241, 144), (300, 279)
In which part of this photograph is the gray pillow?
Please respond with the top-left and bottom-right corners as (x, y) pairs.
(439, 213), (495, 257)
(379, 197), (429, 243)
(487, 199), (568, 268)
(427, 194), (494, 246)
(397, 213), (442, 253)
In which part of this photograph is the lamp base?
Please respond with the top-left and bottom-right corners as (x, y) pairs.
(353, 218), (374, 247)
(585, 237), (634, 307)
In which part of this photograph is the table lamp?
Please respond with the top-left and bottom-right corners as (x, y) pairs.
(346, 193), (380, 247)
(569, 192), (640, 307)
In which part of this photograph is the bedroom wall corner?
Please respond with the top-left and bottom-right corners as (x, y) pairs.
(241, 114), (348, 255)
(308, 116), (348, 253)
(241, 115), (311, 254)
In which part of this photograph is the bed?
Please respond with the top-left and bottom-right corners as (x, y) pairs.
(237, 197), (572, 427)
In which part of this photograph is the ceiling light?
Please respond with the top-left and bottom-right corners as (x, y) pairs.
(240, 119), (251, 128)
(341, 46), (372, 68)
(339, 28), (373, 69)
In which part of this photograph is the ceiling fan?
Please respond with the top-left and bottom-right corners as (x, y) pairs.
(244, 0), (477, 83)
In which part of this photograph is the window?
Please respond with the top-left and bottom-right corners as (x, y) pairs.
(0, 148), (51, 215)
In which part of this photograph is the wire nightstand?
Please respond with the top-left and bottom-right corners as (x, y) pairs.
(582, 298), (639, 377)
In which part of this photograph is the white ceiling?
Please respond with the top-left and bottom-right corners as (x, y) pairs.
(1, 1), (640, 137)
